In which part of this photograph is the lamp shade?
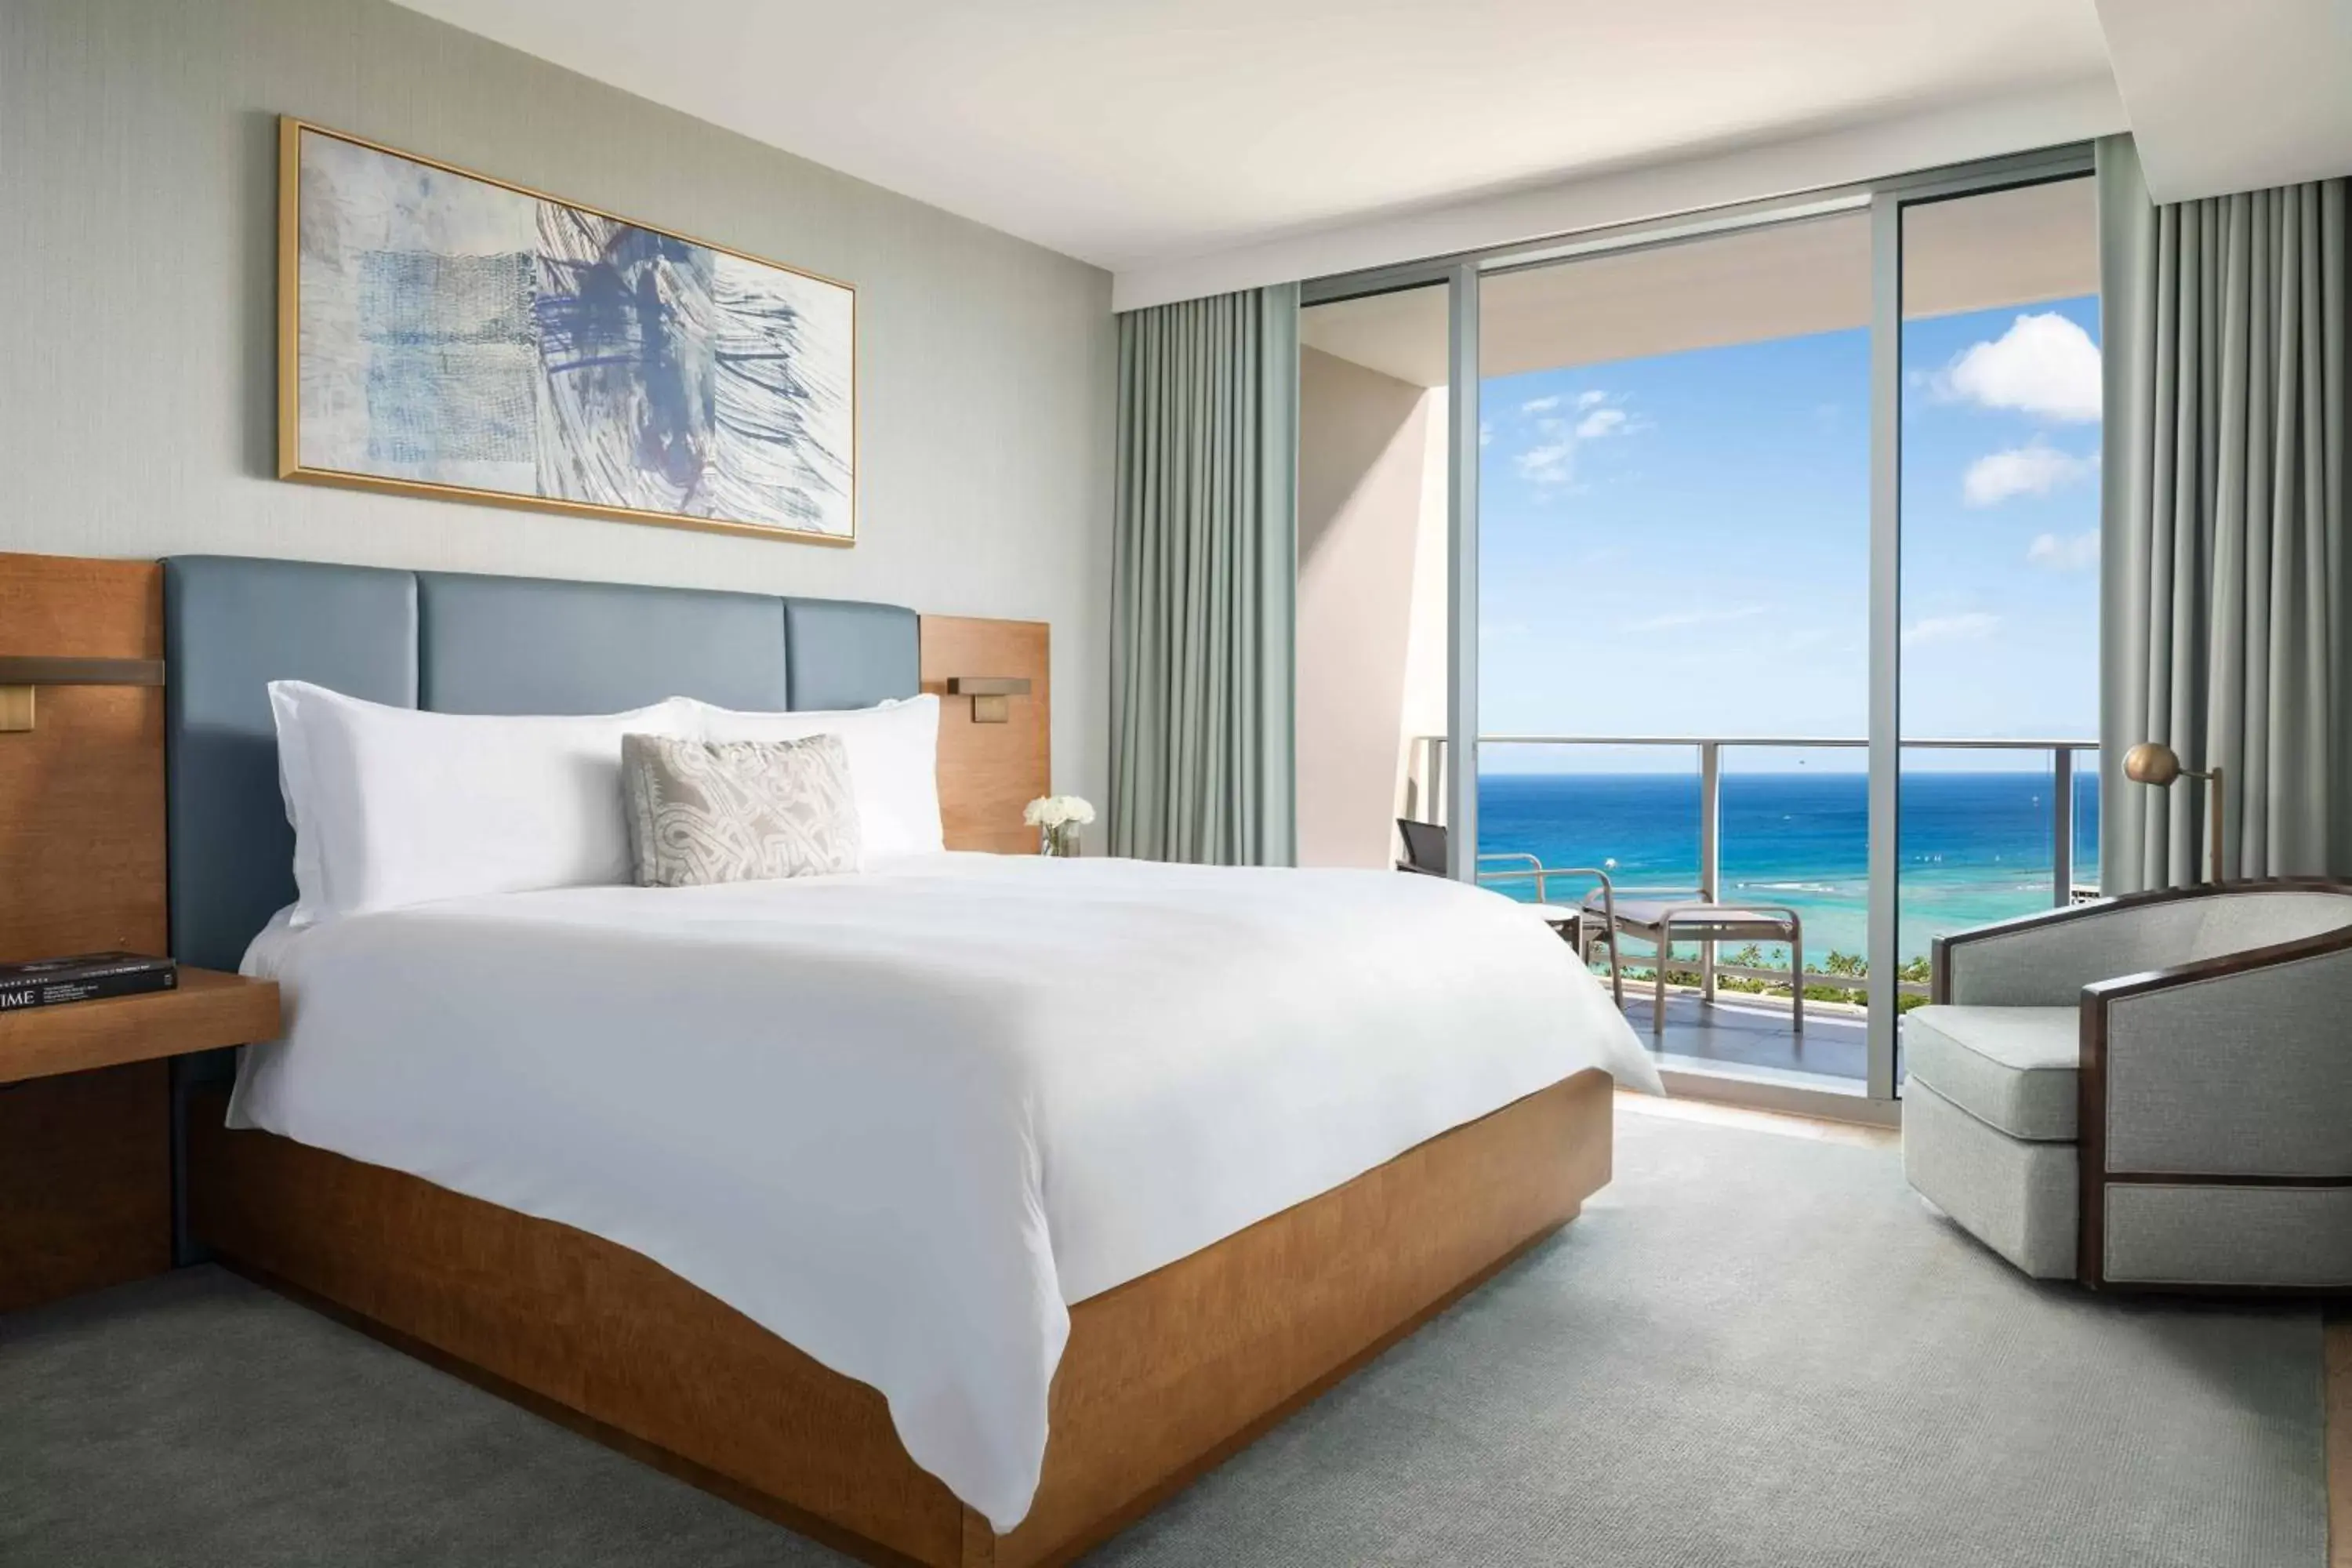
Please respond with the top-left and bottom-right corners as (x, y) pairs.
(2123, 741), (2183, 786)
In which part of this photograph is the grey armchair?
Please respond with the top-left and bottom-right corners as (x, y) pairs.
(1902, 879), (2352, 1292)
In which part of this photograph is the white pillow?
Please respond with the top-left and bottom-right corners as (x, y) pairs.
(269, 681), (699, 924)
(690, 694), (943, 862)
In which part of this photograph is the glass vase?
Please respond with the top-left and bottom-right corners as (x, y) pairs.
(1039, 821), (1081, 857)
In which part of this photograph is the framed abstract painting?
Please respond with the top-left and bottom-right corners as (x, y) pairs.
(277, 118), (856, 545)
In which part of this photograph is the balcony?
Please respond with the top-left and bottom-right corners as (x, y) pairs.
(1409, 733), (2101, 1087)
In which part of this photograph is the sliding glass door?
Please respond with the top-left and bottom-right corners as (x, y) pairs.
(1475, 216), (1873, 1087)
(1297, 146), (2099, 1114)
(1894, 176), (2101, 1083)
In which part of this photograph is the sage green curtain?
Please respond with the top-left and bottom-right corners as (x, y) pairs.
(2100, 136), (2350, 889)
(1109, 285), (1299, 866)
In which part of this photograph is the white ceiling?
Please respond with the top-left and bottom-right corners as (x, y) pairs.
(394, 0), (2350, 305)
(2096, 0), (2352, 202)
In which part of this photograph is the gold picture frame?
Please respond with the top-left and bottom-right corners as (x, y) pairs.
(276, 117), (857, 546)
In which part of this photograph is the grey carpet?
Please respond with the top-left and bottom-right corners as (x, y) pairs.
(0, 1112), (2325, 1567)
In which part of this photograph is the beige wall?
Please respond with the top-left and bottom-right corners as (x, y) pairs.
(0, 0), (1116, 802)
(1393, 389), (1450, 829)
(1296, 347), (1442, 869)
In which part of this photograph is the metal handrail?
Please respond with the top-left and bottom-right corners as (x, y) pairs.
(1403, 735), (2099, 820)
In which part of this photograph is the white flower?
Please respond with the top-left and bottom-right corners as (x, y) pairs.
(1024, 795), (1096, 828)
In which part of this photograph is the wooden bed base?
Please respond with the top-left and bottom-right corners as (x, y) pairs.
(188, 1069), (1613, 1567)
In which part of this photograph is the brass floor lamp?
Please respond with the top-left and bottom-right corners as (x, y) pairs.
(2122, 742), (2226, 884)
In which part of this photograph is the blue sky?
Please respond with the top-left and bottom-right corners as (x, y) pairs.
(1478, 296), (2102, 773)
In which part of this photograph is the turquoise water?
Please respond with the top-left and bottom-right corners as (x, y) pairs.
(1476, 771), (2100, 964)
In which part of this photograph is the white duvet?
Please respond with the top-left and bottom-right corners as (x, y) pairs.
(231, 853), (1657, 1530)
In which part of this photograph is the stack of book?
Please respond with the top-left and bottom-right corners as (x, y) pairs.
(0, 952), (178, 1012)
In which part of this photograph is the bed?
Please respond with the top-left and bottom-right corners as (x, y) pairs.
(166, 555), (1655, 1566)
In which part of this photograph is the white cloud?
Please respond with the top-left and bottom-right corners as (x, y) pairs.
(2027, 530), (2100, 571)
(1514, 440), (1574, 483)
(1902, 611), (2001, 647)
(1962, 441), (2095, 506)
(1935, 313), (2102, 422)
(1512, 392), (1642, 486)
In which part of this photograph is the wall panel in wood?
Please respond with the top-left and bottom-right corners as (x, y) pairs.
(921, 616), (1051, 855)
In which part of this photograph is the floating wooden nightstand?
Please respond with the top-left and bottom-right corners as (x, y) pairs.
(0, 550), (226, 1313)
(0, 970), (279, 1085)
(0, 971), (280, 1312)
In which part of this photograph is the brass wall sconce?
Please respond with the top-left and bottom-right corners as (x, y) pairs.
(946, 677), (1032, 724)
(0, 656), (167, 732)
(2122, 740), (2225, 884)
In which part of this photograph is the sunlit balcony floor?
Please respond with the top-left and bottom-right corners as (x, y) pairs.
(1618, 988), (1869, 1085)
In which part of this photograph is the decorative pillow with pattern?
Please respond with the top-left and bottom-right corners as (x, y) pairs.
(621, 732), (863, 888)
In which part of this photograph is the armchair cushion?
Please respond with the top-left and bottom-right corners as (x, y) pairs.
(1904, 1080), (2078, 1279)
(1904, 1005), (2078, 1141)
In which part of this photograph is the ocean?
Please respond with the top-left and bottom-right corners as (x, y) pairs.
(1476, 771), (2101, 964)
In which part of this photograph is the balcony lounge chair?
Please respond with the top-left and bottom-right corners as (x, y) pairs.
(1395, 820), (1624, 1009)
(1582, 894), (1804, 1039)
(1904, 879), (2352, 1290)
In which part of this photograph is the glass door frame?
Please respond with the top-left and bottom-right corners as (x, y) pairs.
(1300, 143), (2096, 1120)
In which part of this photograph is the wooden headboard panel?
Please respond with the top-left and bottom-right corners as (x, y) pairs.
(0, 553), (167, 964)
(919, 616), (1050, 855)
(0, 552), (172, 1312)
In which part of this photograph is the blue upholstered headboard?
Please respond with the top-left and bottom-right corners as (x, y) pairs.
(161, 556), (919, 972)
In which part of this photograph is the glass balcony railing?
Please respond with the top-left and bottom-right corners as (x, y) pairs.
(1408, 734), (2100, 1003)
